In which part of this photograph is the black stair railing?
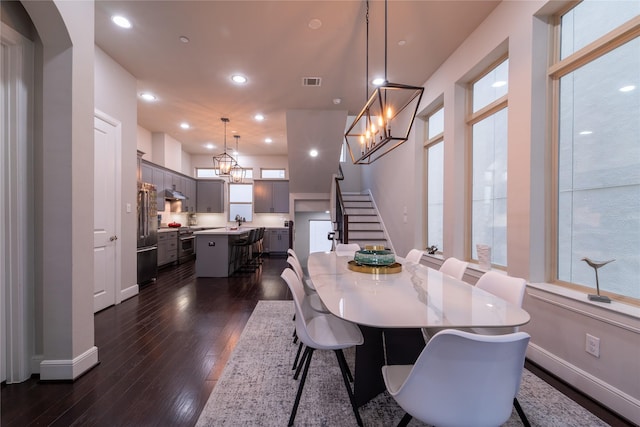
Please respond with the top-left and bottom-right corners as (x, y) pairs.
(334, 165), (349, 244)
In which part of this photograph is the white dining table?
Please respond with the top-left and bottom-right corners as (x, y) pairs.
(306, 251), (531, 406)
(307, 251), (530, 329)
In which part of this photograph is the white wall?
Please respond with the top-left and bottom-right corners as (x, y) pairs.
(94, 46), (138, 301)
(360, 1), (640, 422)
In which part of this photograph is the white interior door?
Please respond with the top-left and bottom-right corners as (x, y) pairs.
(309, 220), (333, 254)
(93, 113), (119, 312)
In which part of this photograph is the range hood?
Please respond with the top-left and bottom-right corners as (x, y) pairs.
(164, 188), (187, 200)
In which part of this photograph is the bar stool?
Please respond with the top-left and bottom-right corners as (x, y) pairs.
(229, 229), (256, 274)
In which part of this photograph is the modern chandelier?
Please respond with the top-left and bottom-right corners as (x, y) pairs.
(213, 117), (236, 177)
(344, 0), (424, 165)
(229, 135), (246, 183)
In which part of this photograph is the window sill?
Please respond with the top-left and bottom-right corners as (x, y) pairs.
(526, 281), (640, 321)
(424, 254), (639, 321)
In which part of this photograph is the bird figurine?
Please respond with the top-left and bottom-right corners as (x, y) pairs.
(581, 257), (614, 303)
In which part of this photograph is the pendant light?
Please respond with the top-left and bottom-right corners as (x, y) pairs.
(344, 0), (424, 164)
(213, 117), (236, 177)
(230, 135), (246, 183)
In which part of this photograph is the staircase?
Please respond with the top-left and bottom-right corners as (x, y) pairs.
(341, 192), (390, 249)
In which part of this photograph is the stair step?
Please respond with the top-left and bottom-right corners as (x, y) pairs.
(349, 230), (385, 239)
(345, 208), (377, 215)
(350, 240), (389, 248)
(344, 201), (373, 208)
(348, 223), (382, 231)
(348, 215), (380, 222)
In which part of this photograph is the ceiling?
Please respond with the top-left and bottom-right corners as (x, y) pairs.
(95, 0), (500, 159)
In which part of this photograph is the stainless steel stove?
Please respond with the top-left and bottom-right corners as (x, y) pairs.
(178, 227), (195, 263)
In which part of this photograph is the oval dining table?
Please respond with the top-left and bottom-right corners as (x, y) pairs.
(307, 251), (531, 406)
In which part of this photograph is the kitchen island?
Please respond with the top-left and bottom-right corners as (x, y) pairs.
(194, 227), (256, 277)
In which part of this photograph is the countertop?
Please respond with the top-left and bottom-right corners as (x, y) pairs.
(193, 227), (256, 236)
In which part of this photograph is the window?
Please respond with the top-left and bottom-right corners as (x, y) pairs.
(196, 168), (219, 178)
(425, 107), (444, 253)
(469, 59), (509, 267)
(553, 2), (640, 300)
(261, 169), (286, 179)
(197, 168), (253, 179)
(229, 183), (253, 222)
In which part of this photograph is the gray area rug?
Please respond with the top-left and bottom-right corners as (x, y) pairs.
(196, 301), (609, 426)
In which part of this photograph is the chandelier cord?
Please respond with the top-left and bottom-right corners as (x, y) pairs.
(365, 0), (369, 101)
(384, 0), (388, 82)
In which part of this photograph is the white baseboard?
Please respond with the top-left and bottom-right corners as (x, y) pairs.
(121, 283), (139, 302)
(39, 346), (99, 381)
(527, 343), (640, 425)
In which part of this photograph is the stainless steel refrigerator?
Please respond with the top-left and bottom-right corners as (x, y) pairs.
(137, 182), (158, 284)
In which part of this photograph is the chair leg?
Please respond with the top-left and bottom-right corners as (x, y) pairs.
(334, 350), (363, 427)
(335, 345), (354, 382)
(293, 345), (310, 380)
(292, 342), (303, 371)
(513, 398), (531, 427)
(397, 412), (413, 427)
(288, 347), (314, 427)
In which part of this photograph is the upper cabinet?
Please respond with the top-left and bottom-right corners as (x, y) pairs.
(254, 180), (289, 213)
(196, 180), (224, 213)
(141, 160), (196, 212)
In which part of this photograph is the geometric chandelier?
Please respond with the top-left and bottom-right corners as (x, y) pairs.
(229, 135), (246, 183)
(344, 0), (424, 164)
(213, 117), (236, 177)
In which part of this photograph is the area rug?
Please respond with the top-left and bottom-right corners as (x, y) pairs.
(196, 300), (609, 426)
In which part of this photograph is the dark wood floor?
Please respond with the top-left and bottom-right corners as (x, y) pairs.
(2, 256), (633, 426)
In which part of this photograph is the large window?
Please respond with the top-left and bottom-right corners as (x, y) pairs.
(425, 107), (444, 253)
(553, 2), (640, 300)
(229, 183), (253, 222)
(469, 58), (509, 267)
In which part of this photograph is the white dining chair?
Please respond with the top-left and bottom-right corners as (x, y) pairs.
(382, 329), (531, 427)
(439, 256), (468, 280)
(335, 243), (361, 256)
(281, 268), (364, 427)
(286, 250), (317, 292)
(472, 270), (527, 336)
(404, 249), (424, 264)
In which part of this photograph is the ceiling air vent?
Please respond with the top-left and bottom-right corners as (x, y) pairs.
(302, 77), (322, 87)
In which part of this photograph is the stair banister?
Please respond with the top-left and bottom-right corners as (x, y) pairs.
(334, 165), (349, 244)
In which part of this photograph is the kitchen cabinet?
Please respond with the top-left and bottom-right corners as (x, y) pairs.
(158, 230), (178, 267)
(254, 180), (289, 213)
(152, 167), (165, 208)
(264, 228), (289, 254)
(182, 176), (197, 213)
(197, 180), (224, 213)
(141, 162), (153, 184)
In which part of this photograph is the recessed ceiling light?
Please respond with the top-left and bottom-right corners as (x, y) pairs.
(579, 130), (593, 135)
(140, 92), (156, 101)
(308, 19), (322, 30)
(179, 36), (190, 43)
(205, 143), (215, 150)
(231, 74), (247, 84)
(492, 81), (507, 88)
(619, 85), (636, 92)
(372, 77), (385, 86)
(265, 138), (273, 144)
(333, 98), (342, 105)
(254, 114), (265, 121)
(180, 122), (190, 129)
(309, 149), (318, 157)
(111, 15), (132, 29)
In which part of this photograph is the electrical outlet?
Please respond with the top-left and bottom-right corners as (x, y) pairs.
(586, 334), (600, 358)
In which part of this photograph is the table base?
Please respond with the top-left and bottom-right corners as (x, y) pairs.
(354, 327), (426, 407)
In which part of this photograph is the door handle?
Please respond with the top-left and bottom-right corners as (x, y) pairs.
(110, 235), (118, 241)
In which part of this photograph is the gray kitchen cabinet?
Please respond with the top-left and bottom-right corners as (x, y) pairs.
(152, 167), (165, 208)
(264, 228), (289, 254)
(254, 180), (289, 213)
(157, 230), (178, 267)
(182, 176), (196, 213)
(141, 162), (153, 184)
(197, 180), (224, 213)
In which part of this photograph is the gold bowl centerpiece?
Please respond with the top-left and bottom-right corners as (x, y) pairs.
(354, 245), (396, 266)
